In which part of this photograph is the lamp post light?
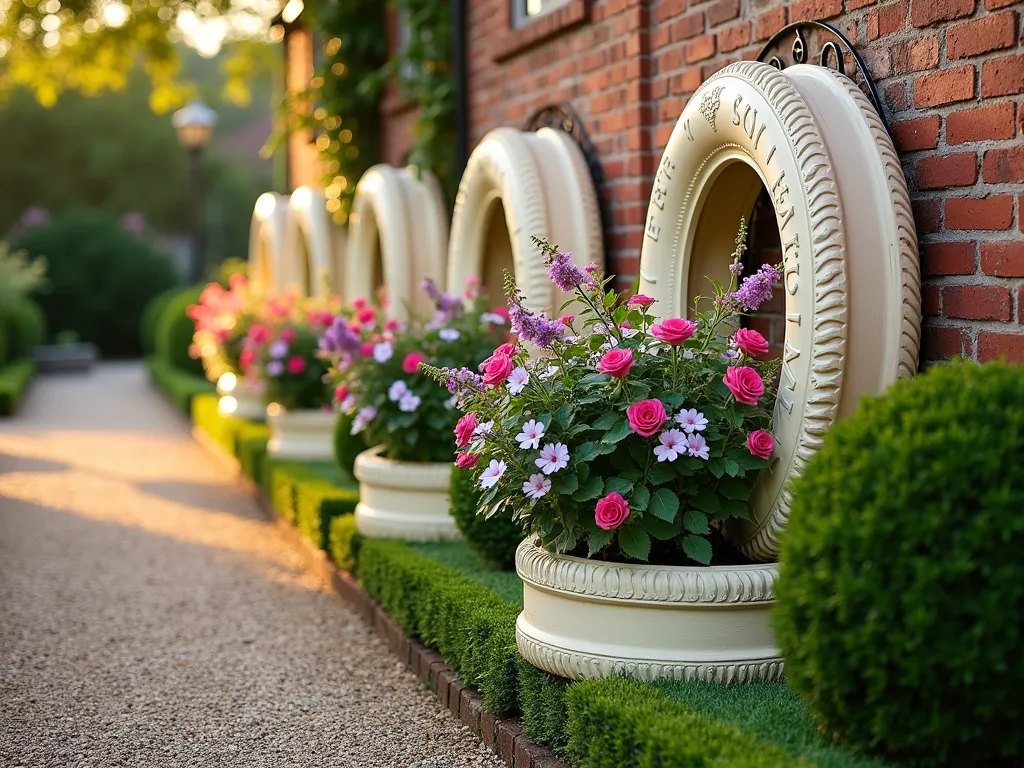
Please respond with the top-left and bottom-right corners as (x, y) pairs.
(172, 99), (218, 283)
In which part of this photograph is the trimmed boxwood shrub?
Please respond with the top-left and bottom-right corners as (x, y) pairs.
(774, 360), (1024, 767)
(333, 410), (369, 474)
(140, 287), (179, 356)
(0, 359), (36, 415)
(449, 463), (524, 569)
(3, 298), (46, 358)
(154, 286), (205, 377)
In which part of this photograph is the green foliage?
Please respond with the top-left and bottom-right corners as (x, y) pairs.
(0, 360), (36, 416)
(449, 464), (523, 569)
(11, 211), (179, 357)
(192, 392), (240, 457)
(258, 323), (332, 411)
(2, 298), (46, 359)
(0, 241), (47, 312)
(140, 288), (181, 356)
(329, 513), (361, 572)
(774, 360), (1024, 767)
(0, 324), (7, 367)
(295, 473), (359, 550)
(155, 286), (206, 376)
(146, 355), (215, 414)
(517, 656), (570, 750)
(333, 410), (369, 474)
(234, 420), (271, 483)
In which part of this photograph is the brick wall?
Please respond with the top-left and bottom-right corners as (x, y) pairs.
(285, 27), (323, 191)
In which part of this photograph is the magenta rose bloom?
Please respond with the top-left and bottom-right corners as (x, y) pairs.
(454, 412), (477, 448)
(595, 492), (630, 531)
(747, 430), (774, 459)
(455, 452), (479, 469)
(733, 328), (770, 357)
(723, 366), (765, 405)
(334, 384), (349, 403)
(402, 351), (426, 374)
(483, 353), (514, 386)
(598, 348), (634, 378)
(625, 399), (667, 437)
(627, 294), (656, 308)
(286, 355), (307, 374)
(651, 318), (697, 345)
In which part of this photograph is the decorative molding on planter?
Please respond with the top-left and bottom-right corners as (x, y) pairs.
(216, 373), (266, 422)
(248, 192), (289, 294)
(638, 61), (920, 562)
(353, 446), (460, 542)
(266, 406), (336, 462)
(283, 186), (346, 298)
(515, 540), (782, 683)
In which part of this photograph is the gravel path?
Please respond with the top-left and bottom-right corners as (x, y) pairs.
(0, 362), (504, 768)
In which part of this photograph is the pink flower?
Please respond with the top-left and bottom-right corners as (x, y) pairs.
(239, 349), (255, 373)
(747, 430), (774, 460)
(228, 273), (248, 290)
(359, 342), (374, 358)
(558, 314), (575, 325)
(483, 354), (514, 386)
(733, 328), (770, 357)
(455, 413), (478, 448)
(723, 366), (765, 406)
(455, 453), (479, 469)
(281, 328), (296, 343)
(627, 294), (656, 308)
(334, 384), (349, 403)
(651, 318), (697, 345)
(403, 352), (426, 374)
(352, 298), (367, 310)
(626, 399), (667, 437)
(249, 324), (271, 344)
(287, 356), (306, 374)
(385, 319), (401, 332)
(595, 493), (630, 531)
(493, 306), (510, 320)
(348, 321), (362, 333)
(598, 348), (634, 378)
(357, 308), (376, 326)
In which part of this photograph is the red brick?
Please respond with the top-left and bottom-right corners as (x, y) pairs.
(916, 153), (978, 189)
(673, 13), (705, 41)
(978, 333), (1024, 363)
(718, 25), (751, 53)
(946, 196), (1015, 230)
(923, 241), (976, 275)
(910, 0), (975, 27)
(983, 147), (1024, 184)
(981, 241), (1024, 277)
(791, 0), (843, 22)
(947, 12), (1017, 59)
(923, 285), (941, 315)
(655, 0), (687, 23)
(913, 198), (941, 232)
(943, 285), (1012, 321)
(868, 1), (908, 38)
(924, 325), (973, 361)
(754, 8), (787, 40)
(848, 0), (877, 8)
(914, 66), (975, 108)
(985, 0), (1018, 8)
(947, 102), (1016, 144)
(982, 54), (1024, 97)
(686, 35), (717, 63)
(893, 115), (940, 151)
(893, 35), (939, 74)
(707, 0), (740, 27)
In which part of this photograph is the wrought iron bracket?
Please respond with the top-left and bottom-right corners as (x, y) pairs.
(756, 21), (890, 138)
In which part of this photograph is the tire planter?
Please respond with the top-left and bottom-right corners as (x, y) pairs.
(348, 165), (448, 320)
(248, 192), (289, 295)
(515, 539), (782, 683)
(283, 186), (346, 298)
(266, 406), (336, 461)
(446, 127), (603, 314)
(353, 446), (460, 542)
(216, 373), (265, 422)
(638, 62), (921, 561)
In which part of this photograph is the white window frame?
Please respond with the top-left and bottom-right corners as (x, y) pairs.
(511, 0), (572, 29)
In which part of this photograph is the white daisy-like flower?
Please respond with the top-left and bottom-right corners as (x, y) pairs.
(522, 473), (552, 500)
(686, 433), (710, 460)
(653, 429), (687, 463)
(535, 442), (570, 475)
(387, 380), (408, 402)
(350, 405), (377, 434)
(479, 459), (507, 489)
(507, 366), (529, 395)
(675, 408), (708, 434)
(398, 391), (421, 412)
(473, 419), (495, 437)
(438, 328), (460, 342)
(481, 312), (506, 325)
(516, 419), (545, 450)
(373, 342), (394, 363)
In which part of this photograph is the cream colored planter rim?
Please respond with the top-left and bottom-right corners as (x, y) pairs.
(216, 374), (266, 421)
(248, 192), (288, 294)
(266, 407), (336, 462)
(283, 186), (343, 298)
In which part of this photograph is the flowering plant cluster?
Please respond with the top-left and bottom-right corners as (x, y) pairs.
(188, 274), (260, 382)
(320, 279), (507, 463)
(428, 229), (780, 565)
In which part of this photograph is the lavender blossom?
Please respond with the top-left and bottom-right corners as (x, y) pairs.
(509, 303), (565, 348)
(729, 261), (745, 276)
(319, 317), (361, 353)
(731, 264), (781, 312)
(547, 251), (592, 292)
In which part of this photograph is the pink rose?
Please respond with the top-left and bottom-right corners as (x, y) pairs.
(651, 318), (697, 345)
(249, 324), (271, 344)
(559, 314), (575, 325)
(626, 399), (667, 437)
(493, 306), (510, 320)
(239, 349), (255, 373)
(348, 321), (362, 333)
(455, 453), (479, 469)
(723, 366), (765, 406)
(483, 353), (514, 386)
(334, 384), (349, 403)
(595, 492), (630, 531)
(359, 342), (374, 358)
(281, 328), (296, 343)
(357, 308), (376, 326)
(455, 413), (478, 448)
(627, 294), (656, 308)
(353, 298), (367, 310)
(598, 348), (634, 378)
(403, 352), (426, 374)
(747, 430), (774, 460)
(733, 328), (770, 358)
(287, 356), (306, 374)
(385, 319), (401, 332)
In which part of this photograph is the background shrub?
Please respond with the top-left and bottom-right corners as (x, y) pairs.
(154, 286), (205, 377)
(333, 410), (369, 474)
(4, 298), (47, 357)
(449, 464), (523, 569)
(774, 360), (1024, 767)
(140, 287), (179, 356)
(11, 210), (179, 357)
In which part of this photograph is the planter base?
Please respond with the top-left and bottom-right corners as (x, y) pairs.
(266, 407), (336, 462)
(216, 374), (266, 422)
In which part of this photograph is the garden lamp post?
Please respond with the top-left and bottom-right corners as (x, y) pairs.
(172, 99), (218, 282)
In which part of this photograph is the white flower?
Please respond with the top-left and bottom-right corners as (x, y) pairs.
(682, 348), (696, 360)
(444, 394), (459, 409)
(653, 429), (687, 463)
(721, 348), (741, 362)
(373, 342), (393, 363)
(350, 405), (377, 434)
(339, 395), (357, 412)
(516, 419), (545, 450)
(479, 459), (507, 489)
(388, 380), (409, 402)
(593, 323), (607, 334)
(535, 442), (570, 475)
(474, 419), (495, 437)
(398, 391), (421, 412)
(621, 327), (640, 339)
(522, 473), (551, 500)
(481, 312), (506, 325)
(675, 408), (708, 434)
(540, 364), (560, 380)
(507, 367), (529, 395)
(439, 328), (460, 342)
(686, 433), (710, 460)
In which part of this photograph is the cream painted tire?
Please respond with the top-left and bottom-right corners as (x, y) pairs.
(216, 374), (266, 421)
(515, 540), (782, 683)
(348, 165), (448, 320)
(266, 407), (336, 461)
(283, 186), (345, 298)
(639, 62), (921, 562)
(248, 193), (288, 294)
(353, 446), (459, 541)
(447, 127), (603, 314)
